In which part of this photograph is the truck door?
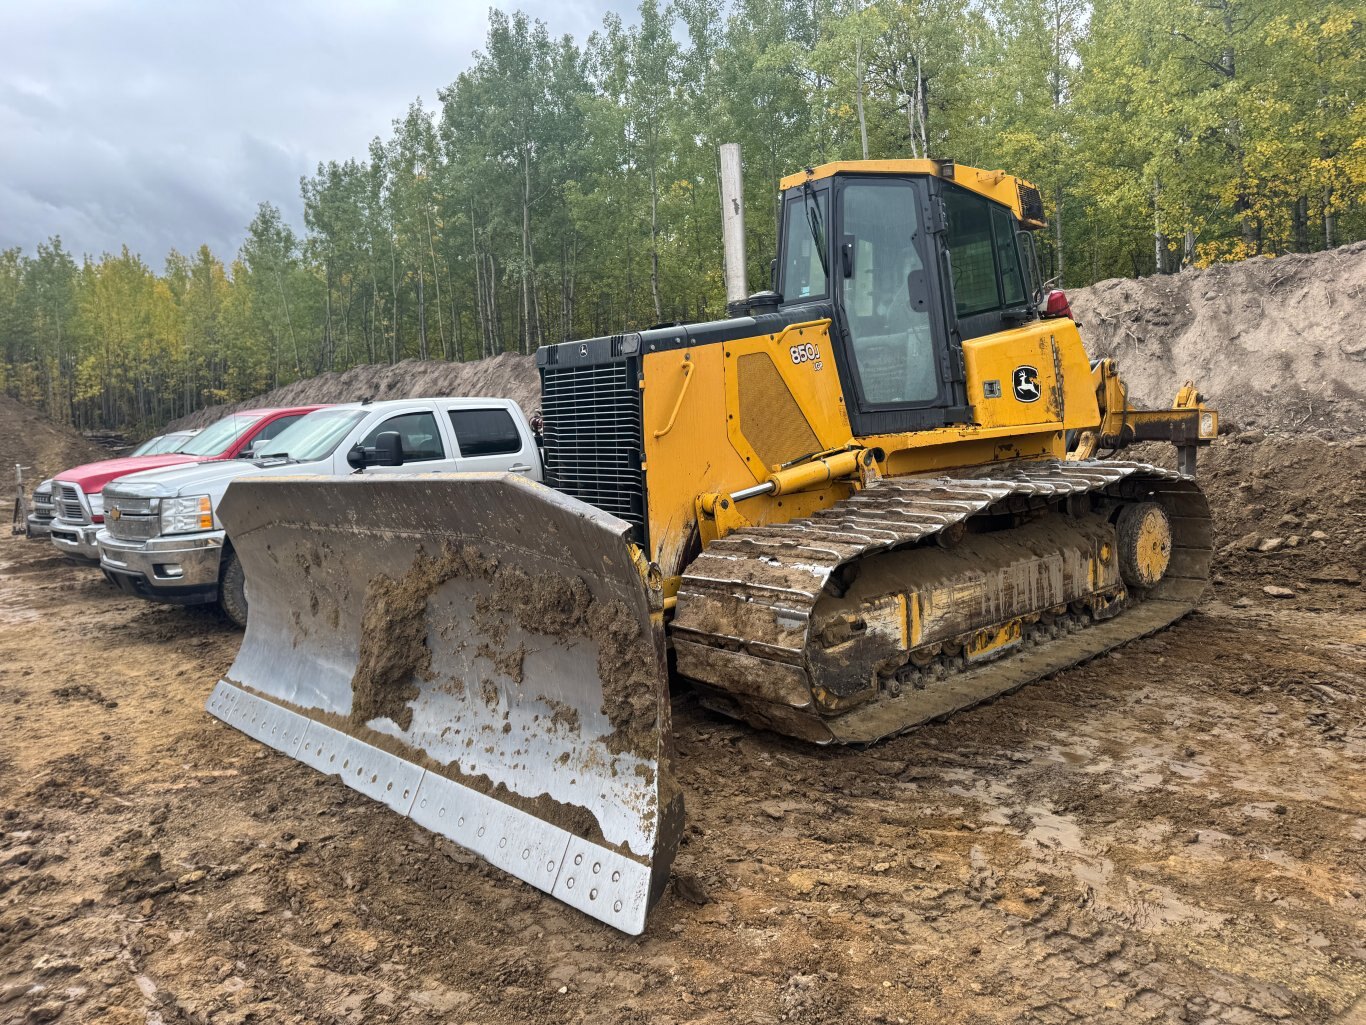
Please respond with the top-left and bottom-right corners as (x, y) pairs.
(354, 409), (458, 474)
(447, 407), (536, 477)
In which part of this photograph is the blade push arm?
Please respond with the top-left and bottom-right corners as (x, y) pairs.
(1069, 358), (1218, 475)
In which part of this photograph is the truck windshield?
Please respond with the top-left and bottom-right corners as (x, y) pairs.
(260, 409), (369, 461)
(177, 414), (264, 457)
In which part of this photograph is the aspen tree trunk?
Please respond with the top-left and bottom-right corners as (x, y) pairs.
(649, 163), (662, 322)
(521, 148), (533, 355)
(425, 208), (448, 359)
(417, 270), (428, 359)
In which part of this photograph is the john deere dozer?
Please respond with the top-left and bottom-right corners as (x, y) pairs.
(208, 154), (1216, 933)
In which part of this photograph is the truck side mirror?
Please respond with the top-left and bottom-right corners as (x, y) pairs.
(373, 432), (404, 467)
(346, 443), (367, 470)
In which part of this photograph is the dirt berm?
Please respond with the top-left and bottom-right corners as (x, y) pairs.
(1070, 241), (1366, 433)
(170, 245), (1366, 438)
(167, 351), (540, 431)
(0, 392), (109, 484)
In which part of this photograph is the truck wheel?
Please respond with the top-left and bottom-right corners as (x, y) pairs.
(220, 548), (249, 628)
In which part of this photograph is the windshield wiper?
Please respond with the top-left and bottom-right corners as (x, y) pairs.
(801, 180), (829, 282)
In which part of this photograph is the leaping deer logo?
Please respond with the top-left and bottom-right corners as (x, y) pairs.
(1013, 366), (1040, 403)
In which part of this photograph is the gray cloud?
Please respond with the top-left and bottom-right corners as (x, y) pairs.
(0, 0), (631, 264)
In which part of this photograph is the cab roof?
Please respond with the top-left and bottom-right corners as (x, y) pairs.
(779, 159), (1046, 230)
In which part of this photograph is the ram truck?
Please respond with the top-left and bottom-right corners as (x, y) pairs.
(26, 479), (55, 539)
(50, 405), (325, 561)
(97, 397), (540, 626)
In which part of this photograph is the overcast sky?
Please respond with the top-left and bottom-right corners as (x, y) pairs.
(0, 0), (631, 265)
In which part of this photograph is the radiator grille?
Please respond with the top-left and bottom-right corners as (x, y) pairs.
(57, 484), (87, 523)
(541, 358), (647, 544)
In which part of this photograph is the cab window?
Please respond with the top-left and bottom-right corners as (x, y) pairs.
(252, 414), (304, 444)
(449, 408), (522, 457)
(360, 412), (445, 461)
(838, 179), (939, 405)
(945, 185), (1028, 317)
(780, 189), (829, 301)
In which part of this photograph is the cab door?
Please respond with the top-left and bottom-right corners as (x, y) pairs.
(354, 408), (459, 475)
(446, 405), (538, 478)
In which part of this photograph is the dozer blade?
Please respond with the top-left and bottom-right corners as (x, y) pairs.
(208, 472), (682, 934)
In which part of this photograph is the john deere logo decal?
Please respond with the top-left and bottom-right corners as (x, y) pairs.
(1013, 365), (1040, 403)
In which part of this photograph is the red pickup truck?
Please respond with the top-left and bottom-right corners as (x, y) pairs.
(49, 405), (326, 560)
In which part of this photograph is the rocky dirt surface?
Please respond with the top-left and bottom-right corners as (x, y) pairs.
(1, 436), (1364, 1025)
(1070, 241), (1366, 434)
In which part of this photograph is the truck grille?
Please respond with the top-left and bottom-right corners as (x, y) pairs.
(107, 512), (160, 541)
(57, 484), (87, 523)
(104, 494), (160, 541)
(540, 352), (647, 546)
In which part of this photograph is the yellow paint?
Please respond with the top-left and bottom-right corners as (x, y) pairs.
(966, 619), (1023, 662)
(653, 358), (694, 438)
(779, 160), (1045, 228)
(641, 311), (1109, 573)
(1135, 507), (1173, 582)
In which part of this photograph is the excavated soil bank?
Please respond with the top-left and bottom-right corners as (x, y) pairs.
(0, 392), (109, 484)
(1070, 241), (1366, 433)
(164, 246), (1366, 446)
(167, 352), (539, 431)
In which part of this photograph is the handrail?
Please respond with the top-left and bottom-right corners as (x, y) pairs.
(654, 359), (694, 438)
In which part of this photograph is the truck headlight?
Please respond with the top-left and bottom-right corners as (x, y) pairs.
(160, 495), (214, 534)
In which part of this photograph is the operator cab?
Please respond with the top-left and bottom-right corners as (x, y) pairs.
(774, 160), (1047, 436)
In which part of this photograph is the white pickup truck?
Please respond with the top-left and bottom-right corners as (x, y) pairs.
(96, 397), (541, 626)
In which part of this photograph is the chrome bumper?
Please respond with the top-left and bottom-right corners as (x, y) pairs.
(98, 529), (225, 592)
(51, 520), (101, 561)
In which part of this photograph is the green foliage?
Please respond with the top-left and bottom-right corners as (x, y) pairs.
(3, 0), (1361, 432)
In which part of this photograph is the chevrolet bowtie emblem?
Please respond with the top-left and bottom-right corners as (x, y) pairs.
(109, 507), (121, 520)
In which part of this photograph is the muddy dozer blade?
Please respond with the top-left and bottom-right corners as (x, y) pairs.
(208, 472), (682, 935)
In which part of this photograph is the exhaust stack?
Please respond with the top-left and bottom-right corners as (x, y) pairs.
(719, 143), (747, 313)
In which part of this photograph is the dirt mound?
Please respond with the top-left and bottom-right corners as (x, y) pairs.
(168, 352), (540, 431)
(1134, 433), (1366, 606)
(1070, 241), (1366, 433)
(0, 393), (109, 485)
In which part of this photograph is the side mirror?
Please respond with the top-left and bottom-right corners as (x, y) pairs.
(346, 443), (367, 470)
(373, 432), (404, 467)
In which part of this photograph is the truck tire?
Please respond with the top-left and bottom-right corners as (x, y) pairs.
(219, 548), (249, 628)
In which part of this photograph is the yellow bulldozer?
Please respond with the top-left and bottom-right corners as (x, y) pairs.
(207, 152), (1217, 934)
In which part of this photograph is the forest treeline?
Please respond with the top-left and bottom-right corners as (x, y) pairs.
(2, 0), (1362, 433)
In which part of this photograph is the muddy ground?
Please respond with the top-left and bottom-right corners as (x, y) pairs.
(2, 436), (1364, 1025)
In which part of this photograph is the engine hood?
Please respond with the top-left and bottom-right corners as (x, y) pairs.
(55, 454), (202, 493)
(106, 458), (261, 498)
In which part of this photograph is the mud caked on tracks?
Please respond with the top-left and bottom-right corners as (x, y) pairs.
(0, 432), (1363, 1024)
